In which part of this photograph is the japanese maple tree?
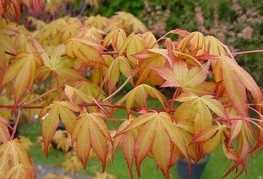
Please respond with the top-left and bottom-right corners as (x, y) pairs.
(0, 0), (263, 178)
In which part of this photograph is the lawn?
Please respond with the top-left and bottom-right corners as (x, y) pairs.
(18, 96), (263, 179)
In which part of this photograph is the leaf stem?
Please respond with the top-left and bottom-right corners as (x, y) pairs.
(23, 82), (66, 105)
(10, 108), (21, 140)
(232, 49), (263, 56)
(102, 65), (139, 102)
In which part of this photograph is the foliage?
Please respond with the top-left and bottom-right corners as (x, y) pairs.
(0, 1), (263, 179)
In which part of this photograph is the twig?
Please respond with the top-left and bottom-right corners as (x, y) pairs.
(232, 49), (263, 56)
(10, 108), (21, 140)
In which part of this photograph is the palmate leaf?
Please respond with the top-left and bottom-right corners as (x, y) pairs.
(141, 31), (158, 49)
(38, 44), (85, 81)
(176, 31), (205, 56)
(191, 125), (226, 154)
(64, 32), (106, 66)
(152, 60), (209, 94)
(116, 84), (167, 114)
(0, 27), (17, 55)
(103, 55), (132, 93)
(113, 119), (138, 178)
(133, 49), (166, 86)
(115, 112), (191, 179)
(71, 112), (112, 170)
(0, 116), (10, 143)
(0, 51), (42, 109)
(0, 139), (36, 178)
(222, 122), (254, 178)
(39, 101), (79, 155)
(215, 55), (262, 116)
(103, 29), (127, 51)
(175, 93), (227, 133)
(118, 34), (147, 66)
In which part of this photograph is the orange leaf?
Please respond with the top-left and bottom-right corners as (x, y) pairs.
(103, 29), (127, 51)
(1, 52), (42, 110)
(133, 49), (166, 85)
(221, 55), (262, 106)
(71, 112), (111, 170)
(152, 60), (209, 92)
(64, 35), (106, 66)
(116, 84), (167, 114)
(118, 34), (147, 66)
(0, 116), (10, 143)
(191, 125), (225, 153)
(116, 112), (190, 178)
(103, 56), (132, 93)
(0, 139), (36, 177)
(174, 95), (214, 134)
(141, 31), (158, 48)
(40, 44), (85, 81)
(151, 119), (171, 178)
(39, 100), (78, 154)
(72, 117), (91, 169)
(40, 102), (60, 155)
(113, 119), (138, 178)
(219, 56), (248, 116)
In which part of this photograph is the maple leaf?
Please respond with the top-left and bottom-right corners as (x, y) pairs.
(215, 55), (262, 116)
(174, 93), (227, 134)
(39, 101), (79, 155)
(0, 50), (43, 110)
(0, 139), (36, 178)
(118, 33), (147, 66)
(113, 119), (138, 178)
(191, 125), (226, 155)
(116, 84), (167, 114)
(71, 112), (112, 170)
(176, 31), (206, 56)
(103, 55), (132, 93)
(103, 29), (127, 51)
(52, 130), (72, 152)
(64, 30), (106, 66)
(84, 14), (110, 31)
(0, 26), (17, 56)
(133, 49), (166, 86)
(37, 44), (85, 82)
(115, 112), (191, 179)
(222, 122), (254, 178)
(152, 60), (209, 95)
(0, 116), (10, 143)
(141, 31), (159, 48)
(204, 35), (229, 56)
(1, 0), (21, 23)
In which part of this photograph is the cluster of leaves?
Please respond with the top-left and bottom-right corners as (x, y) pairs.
(0, 2), (263, 179)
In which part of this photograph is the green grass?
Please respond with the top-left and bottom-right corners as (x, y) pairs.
(18, 96), (263, 179)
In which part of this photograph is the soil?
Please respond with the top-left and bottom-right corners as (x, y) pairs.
(35, 163), (90, 179)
